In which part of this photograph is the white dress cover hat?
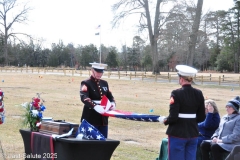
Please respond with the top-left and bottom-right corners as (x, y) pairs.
(89, 62), (108, 73)
(176, 65), (197, 77)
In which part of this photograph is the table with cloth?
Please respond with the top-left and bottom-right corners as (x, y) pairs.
(19, 129), (120, 160)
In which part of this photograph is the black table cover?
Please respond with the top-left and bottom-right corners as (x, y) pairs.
(19, 129), (120, 160)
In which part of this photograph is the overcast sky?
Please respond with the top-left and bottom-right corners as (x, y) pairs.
(13, 0), (234, 50)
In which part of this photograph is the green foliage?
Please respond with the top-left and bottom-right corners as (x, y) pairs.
(216, 49), (234, 72)
(105, 50), (118, 68)
(80, 44), (99, 68)
(22, 103), (41, 131)
(143, 54), (152, 69)
(209, 45), (221, 67)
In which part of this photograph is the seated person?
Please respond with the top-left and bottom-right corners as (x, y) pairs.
(200, 96), (240, 160)
(198, 99), (220, 146)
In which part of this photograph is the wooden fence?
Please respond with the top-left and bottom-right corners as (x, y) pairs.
(0, 67), (240, 86)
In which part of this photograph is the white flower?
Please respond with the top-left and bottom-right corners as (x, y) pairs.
(31, 110), (39, 117)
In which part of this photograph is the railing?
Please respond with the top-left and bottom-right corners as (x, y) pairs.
(0, 67), (239, 86)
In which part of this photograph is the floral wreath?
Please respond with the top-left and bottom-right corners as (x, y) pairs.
(0, 89), (4, 124)
(23, 93), (46, 131)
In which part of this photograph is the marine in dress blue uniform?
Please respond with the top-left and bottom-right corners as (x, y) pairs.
(79, 62), (116, 138)
(159, 65), (206, 160)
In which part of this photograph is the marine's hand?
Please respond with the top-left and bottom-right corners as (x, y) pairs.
(94, 105), (105, 114)
(109, 102), (116, 111)
(158, 116), (166, 124)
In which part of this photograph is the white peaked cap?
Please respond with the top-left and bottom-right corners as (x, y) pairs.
(176, 65), (197, 77)
(89, 62), (108, 69)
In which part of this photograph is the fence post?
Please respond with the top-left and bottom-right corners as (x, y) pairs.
(72, 69), (74, 76)
(142, 73), (144, 81)
(219, 76), (221, 85)
(201, 75), (203, 85)
(118, 71), (120, 79)
(64, 69), (66, 76)
(155, 74), (157, 82)
(135, 71), (136, 77)
(222, 75), (224, 81)
(169, 74), (171, 83)
(210, 74), (211, 81)
(130, 73), (132, 80)
(108, 71), (110, 78)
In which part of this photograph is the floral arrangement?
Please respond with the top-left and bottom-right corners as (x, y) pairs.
(0, 89), (5, 124)
(23, 94), (46, 131)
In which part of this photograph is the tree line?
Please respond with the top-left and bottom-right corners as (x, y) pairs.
(0, 0), (240, 73)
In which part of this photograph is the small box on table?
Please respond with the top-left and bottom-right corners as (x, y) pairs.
(39, 120), (79, 137)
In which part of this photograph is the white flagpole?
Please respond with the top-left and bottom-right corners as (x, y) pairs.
(99, 25), (101, 63)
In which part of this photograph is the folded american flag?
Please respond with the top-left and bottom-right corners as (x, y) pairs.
(101, 95), (160, 122)
(75, 119), (106, 140)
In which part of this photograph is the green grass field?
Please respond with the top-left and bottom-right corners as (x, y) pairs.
(0, 72), (239, 160)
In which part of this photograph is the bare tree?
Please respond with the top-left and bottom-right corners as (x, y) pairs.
(0, 0), (31, 65)
(187, 0), (203, 66)
(112, 0), (176, 74)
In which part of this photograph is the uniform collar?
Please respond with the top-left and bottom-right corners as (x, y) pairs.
(182, 84), (191, 87)
(90, 76), (100, 82)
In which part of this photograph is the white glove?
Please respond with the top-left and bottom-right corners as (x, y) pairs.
(94, 105), (105, 114)
(109, 102), (116, 111)
(158, 116), (166, 124)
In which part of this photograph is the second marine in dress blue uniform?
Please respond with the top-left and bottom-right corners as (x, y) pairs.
(159, 65), (206, 160)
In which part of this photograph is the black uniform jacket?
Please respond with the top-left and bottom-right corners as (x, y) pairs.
(80, 76), (115, 126)
(164, 84), (205, 138)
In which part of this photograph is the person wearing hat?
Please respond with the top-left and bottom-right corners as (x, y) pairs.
(79, 62), (116, 138)
(200, 96), (240, 160)
(158, 65), (206, 160)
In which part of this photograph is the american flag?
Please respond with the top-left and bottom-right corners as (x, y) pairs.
(101, 95), (160, 122)
(103, 110), (160, 122)
(75, 119), (106, 140)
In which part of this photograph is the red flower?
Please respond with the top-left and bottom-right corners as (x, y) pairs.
(33, 98), (40, 103)
(32, 102), (40, 110)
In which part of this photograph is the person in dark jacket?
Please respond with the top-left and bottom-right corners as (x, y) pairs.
(200, 96), (240, 160)
(79, 62), (116, 138)
(159, 65), (206, 160)
(198, 99), (220, 146)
